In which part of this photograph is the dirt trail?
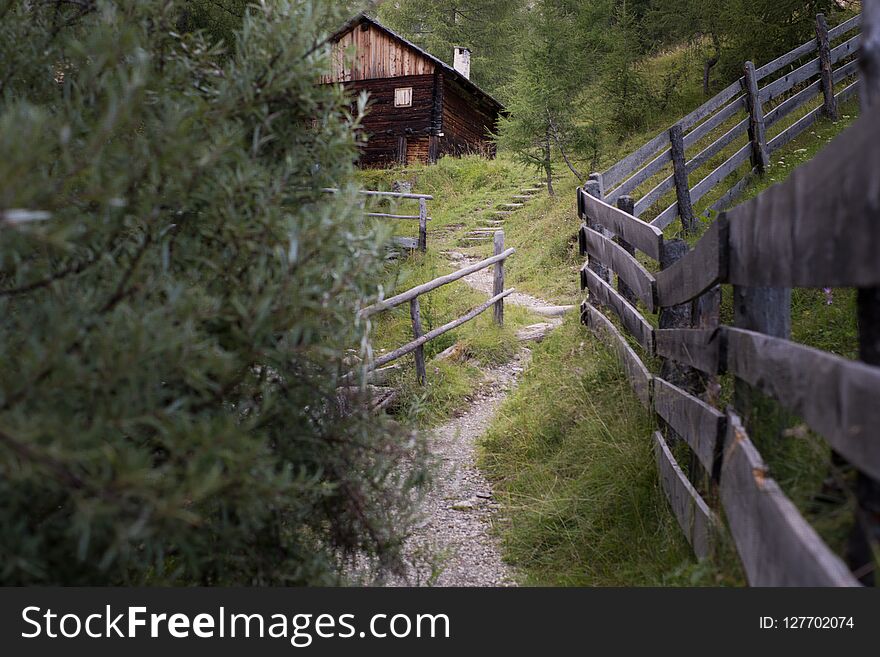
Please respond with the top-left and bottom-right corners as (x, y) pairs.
(389, 253), (569, 586)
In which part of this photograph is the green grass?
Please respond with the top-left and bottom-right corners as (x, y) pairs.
(480, 316), (743, 586)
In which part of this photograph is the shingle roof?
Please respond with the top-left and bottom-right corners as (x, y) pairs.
(328, 13), (504, 112)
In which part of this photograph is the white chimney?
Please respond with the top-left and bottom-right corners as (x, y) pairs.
(453, 47), (471, 80)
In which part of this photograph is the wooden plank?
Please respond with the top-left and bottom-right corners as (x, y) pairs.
(728, 114), (880, 288)
(606, 147), (671, 204)
(369, 289), (514, 370)
(705, 168), (756, 214)
(830, 33), (861, 67)
(651, 201), (678, 231)
(720, 412), (860, 587)
(689, 143), (752, 206)
(580, 225), (657, 312)
(579, 190), (664, 261)
(833, 57), (860, 84)
(654, 328), (723, 375)
(603, 78), (741, 201)
(366, 212), (423, 220)
(602, 130), (671, 192)
(764, 79), (821, 128)
(581, 266), (654, 355)
(655, 214), (729, 308)
(724, 326), (880, 482)
(686, 118), (749, 174)
(679, 78), (746, 132)
(581, 302), (652, 408)
(836, 77), (859, 104)
(755, 37), (818, 81)
(828, 12), (861, 40)
(323, 188), (434, 200)
(683, 97), (747, 150)
(653, 431), (716, 560)
(633, 172), (675, 217)
(362, 247), (515, 317)
(766, 103), (822, 155)
(759, 56), (821, 103)
(654, 378), (725, 474)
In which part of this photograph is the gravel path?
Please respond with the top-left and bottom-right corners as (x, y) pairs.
(385, 254), (569, 587)
(445, 251), (558, 310)
(388, 351), (529, 586)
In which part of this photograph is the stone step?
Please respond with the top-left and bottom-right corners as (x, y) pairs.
(498, 203), (524, 209)
(520, 188), (541, 194)
(511, 195), (532, 200)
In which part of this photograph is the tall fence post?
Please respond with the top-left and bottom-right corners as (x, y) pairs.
(615, 195), (639, 306)
(410, 298), (427, 385)
(731, 286), (792, 452)
(658, 240), (698, 390)
(816, 13), (839, 121)
(585, 174), (612, 283)
(669, 124), (696, 234)
(493, 231), (505, 326)
(743, 61), (770, 174)
(418, 198), (428, 253)
(850, 1), (880, 585)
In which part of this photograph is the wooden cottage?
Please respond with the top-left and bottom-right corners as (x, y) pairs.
(322, 14), (505, 168)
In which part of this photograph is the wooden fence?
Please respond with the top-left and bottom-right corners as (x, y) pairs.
(324, 188), (433, 252)
(577, 11), (880, 586)
(360, 230), (513, 385)
(594, 13), (862, 233)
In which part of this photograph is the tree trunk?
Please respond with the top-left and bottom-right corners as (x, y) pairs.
(703, 34), (721, 96)
(544, 126), (554, 196)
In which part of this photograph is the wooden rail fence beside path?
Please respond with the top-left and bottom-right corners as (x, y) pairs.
(358, 231), (514, 385)
(577, 10), (880, 586)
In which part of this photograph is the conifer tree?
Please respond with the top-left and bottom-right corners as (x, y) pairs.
(0, 0), (427, 585)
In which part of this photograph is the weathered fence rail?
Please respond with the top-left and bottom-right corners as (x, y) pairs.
(601, 12), (862, 233)
(360, 230), (514, 385)
(576, 11), (880, 587)
(323, 187), (433, 252)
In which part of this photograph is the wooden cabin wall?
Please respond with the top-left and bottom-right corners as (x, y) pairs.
(439, 78), (499, 158)
(321, 24), (435, 83)
(346, 74), (436, 167)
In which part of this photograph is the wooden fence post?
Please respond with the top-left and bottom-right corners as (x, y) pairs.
(816, 13), (839, 121)
(731, 286), (792, 448)
(493, 230), (505, 326)
(743, 61), (770, 174)
(410, 298), (427, 385)
(585, 174), (612, 283)
(669, 124), (696, 234)
(615, 195), (639, 306)
(850, 1), (880, 585)
(418, 197), (428, 252)
(659, 239), (698, 390)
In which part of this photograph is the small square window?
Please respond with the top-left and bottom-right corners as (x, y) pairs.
(394, 87), (413, 108)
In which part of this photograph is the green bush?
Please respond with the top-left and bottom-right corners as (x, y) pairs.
(0, 0), (427, 585)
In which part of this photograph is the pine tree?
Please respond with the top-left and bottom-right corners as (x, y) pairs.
(377, 0), (524, 95)
(0, 0), (427, 585)
(495, 0), (602, 193)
